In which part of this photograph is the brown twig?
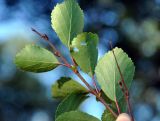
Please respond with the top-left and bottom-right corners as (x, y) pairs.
(92, 75), (99, 94)
(32, 28), (118, 118)
(31, 28), (70, 67)
(115, 97), (121, 114)
(69, 56), (118, 117)
(109, 40), (134, 121)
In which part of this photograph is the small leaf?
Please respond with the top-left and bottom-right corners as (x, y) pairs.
(15, 44), (59, 73)
(51, 0), (84, 48)
(51, 77), (87, 98)
(55, 93), (88, 119)
(71, 32), (99, 75)
(95, 47), (135, 101)
(101, 110), (116, 121)
(56, 111), (100, 121)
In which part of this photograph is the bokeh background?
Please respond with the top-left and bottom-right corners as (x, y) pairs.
(0, 0), (160, 121)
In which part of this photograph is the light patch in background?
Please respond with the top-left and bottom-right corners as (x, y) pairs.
(151, 116), (160, 121)
(31, 111), (50, 121)
(134, 103), (154, 121)
(0, 19), (34, 42)
(80, 95), (105, 119)
(141, 41), (156, 57)
(100, 11), (119, 26)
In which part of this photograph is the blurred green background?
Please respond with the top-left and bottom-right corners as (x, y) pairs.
(0, 0), (160, 121)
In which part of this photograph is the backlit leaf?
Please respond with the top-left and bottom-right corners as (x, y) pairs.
(51, 0), (84, 48)
(55, 93), (88, 118)
(101, 110), (116, 121)
(15, 44), (59, 73)
(95, 47), (135, 101)
(51, 77), (87, 98)
(71, 32), (99, 75)
(56, 111), (100, 121)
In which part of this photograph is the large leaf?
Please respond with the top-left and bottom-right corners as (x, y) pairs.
(101, 110), (116, 121)
(71, 32), (99, 75)
(118, 97), (127, 113)
(15, 44), (59, 73)
(51, 77), (87, 98)
(51, 0), (84, 48)
(56, 111), (100, 121)
(55, 93), (88, 118)
(95, 47), (135, 101)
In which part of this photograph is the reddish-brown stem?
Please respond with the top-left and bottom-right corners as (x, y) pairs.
(92, 76), (99, 94)
(70, 53), (99, 94)
(56, 63), (71, 68)
(109, 41), (134, 121)
(70, 56), (78, 66)
(98, 96), (118, 118)
(31, 28), (70, 67)
(109, 41), (128, 92)
(76, 72), (95, 92)
(115, 97), (121, 114)
(69, 54), (117, 117)
(126, 94), (134, 121)
(73, 70), (118, 118)
(32, 28), (118, 118)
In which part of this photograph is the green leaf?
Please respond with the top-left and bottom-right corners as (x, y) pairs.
(71, 32), (99, 75)
(99, 91), (127, 112)
(56, 111), (100, 121)
(15, 44), (59, 73)
(95, 47), (135, 101)
(118, 97), (127, 113)
(55, 93), (88, 119)
(101, 110), (116, 121)
(96, 91), (127, 114)
(51, 0), (84, 48)
(51, 77), (88, 98)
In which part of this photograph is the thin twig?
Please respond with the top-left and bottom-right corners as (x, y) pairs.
(109, 41), (128, 91)
(32, 28), (118, 118)
(70, 55), (118, 117)
(125, 93), (134, 121)
(70, 56), (78, 66)
(109, 40), (134, 121)
(75, 71), (118, 118)
(31, 28), (70, 67)
(115, 97), (121, 114)
(92, 75), (99, 94)
(98, 96), (118, 118)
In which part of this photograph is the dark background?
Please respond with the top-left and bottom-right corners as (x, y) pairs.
(0, 0), (160, 121)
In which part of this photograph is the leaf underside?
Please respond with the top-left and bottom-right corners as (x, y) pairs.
(101, 110), (116, 121)
(15, 44), (58, 73)
(95, 47), (135, 101)
(56, 111), (100, 121)
(51, 0), (84, 48)
(51, 77), (87, 98)
(55, 93), (88, 119)
(71, 32), (99, 75)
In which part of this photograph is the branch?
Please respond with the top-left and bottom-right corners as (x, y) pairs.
(31, 28), (70, 67)
(75, 71), (118, 118)
(109, 41), (134, 121)
(115, 97), (121, 114)
(70, 56), (118, 118)
(32, 28), (118, 118)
